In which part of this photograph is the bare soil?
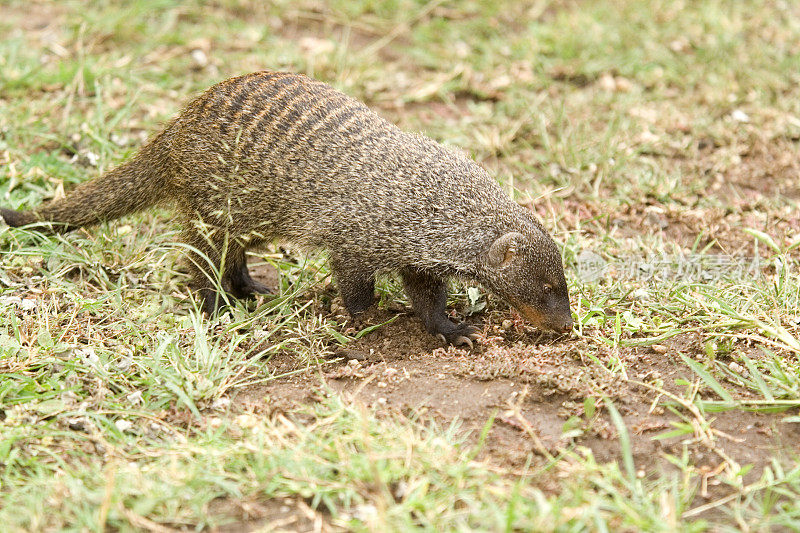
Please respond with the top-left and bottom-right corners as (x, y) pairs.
(239, 324), (798, 467)
(229, 266), (800, 529)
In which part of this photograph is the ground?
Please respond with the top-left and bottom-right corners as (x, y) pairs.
(1, 1), (800, 531)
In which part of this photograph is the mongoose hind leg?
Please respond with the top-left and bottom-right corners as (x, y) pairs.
(400, 267), (479, 348)
(181, 226), (233, 315)
(332, 259), (376, 315)
(226, 248), (273, 299)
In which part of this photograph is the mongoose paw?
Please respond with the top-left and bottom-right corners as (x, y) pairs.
(200, 290), (226, 316)
(436, 324), (480, 349)
(236, 280), (273, 298)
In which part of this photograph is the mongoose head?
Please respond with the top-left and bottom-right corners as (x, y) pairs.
(481, 230), (573, 334)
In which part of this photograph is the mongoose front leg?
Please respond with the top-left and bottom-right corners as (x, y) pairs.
(332, 259), (376, 316)
(400, 267), (479, 348)
(226, 249), (273, 299)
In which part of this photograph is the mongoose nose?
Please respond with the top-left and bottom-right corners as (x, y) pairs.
(561, 317), (573, 333)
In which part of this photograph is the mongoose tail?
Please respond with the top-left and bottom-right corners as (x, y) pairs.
(0, 136), (170, 232)
(0, 208), (36, 227)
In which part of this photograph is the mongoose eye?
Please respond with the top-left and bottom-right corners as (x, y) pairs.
(543, 284), (552, 294)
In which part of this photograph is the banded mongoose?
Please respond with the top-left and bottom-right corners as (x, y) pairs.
(1, 71), (573, 346)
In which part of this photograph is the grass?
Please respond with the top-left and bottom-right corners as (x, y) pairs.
(1, 0), (800, 530)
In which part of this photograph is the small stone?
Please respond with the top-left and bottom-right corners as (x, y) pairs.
(0, 296), (37, 311)
(77, 347), (100, 366)
(729, 361), (746, 374)
(501, 319), (514, 330)
(110, 133), (127, 146)
(669, 38), (689, 53)
(394, 480), (408, 499)
(212, 397), (231, 410)
(632, 288), (650, 301)
(731, 109), (750, 123)
(638, 130), (660, 144)
(298, 36), (335, 55)
(235, 414), (258, 429)
(599, 73), (616, 91)
(354, 504), (378, 522)
(126, 390), (143, 405)
(190, 49), (208, 67)
(453, 40), (470, 58)
(651, 344), (667, 354)
(67, 418), (87, 431)
(114, 419), (133, 432)
(615, 77), (632, 92)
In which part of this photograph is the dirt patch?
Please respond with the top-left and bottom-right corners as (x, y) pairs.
(703, 137), (800, 202)
(208, 495), (328, 533)
(239, 262), (800, 489)
(1, 0), (67, 34)
(234, 314), (800, 512)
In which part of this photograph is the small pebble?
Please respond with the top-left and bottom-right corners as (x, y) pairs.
(114, 419), (133, 432)
(212, 397), (231, 410)
(190, 48), (208, 67)
(731, 109), (750, 123)
(729, 361), (746, 374)
(651, 344), (667, 354)
(354, 504), (378, 521)
(0, 296), (37, 311)
(632, 288), (650, 301)
(126, 390), (143, 405)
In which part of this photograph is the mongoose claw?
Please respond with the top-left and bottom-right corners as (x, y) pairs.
(454, 336), (474, 349)
(436, 325), (480, 348)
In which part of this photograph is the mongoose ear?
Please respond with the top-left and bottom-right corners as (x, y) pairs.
(488, 232), (524, 268)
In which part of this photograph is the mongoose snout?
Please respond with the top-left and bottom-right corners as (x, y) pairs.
(482, 230), (572, 336)
(1, 71), (572, 346)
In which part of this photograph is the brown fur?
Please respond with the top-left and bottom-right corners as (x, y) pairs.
(1, 71), (573, 344)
